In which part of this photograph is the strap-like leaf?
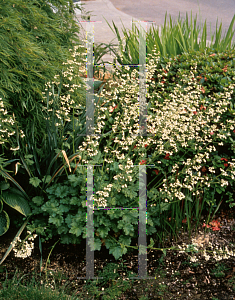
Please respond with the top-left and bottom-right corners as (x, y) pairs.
(0, 217), (30, 265)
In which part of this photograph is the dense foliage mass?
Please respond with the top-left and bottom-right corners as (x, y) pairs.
(25, 47), (235, 259)
(0, 0), (86, 159)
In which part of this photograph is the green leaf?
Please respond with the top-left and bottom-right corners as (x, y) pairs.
(0, 210), (10, 236)
(0, 217), (29, 265)
(87, 237), (102, 251)
(123, 223), (134, 236)
(48, 215), (63, 227)
(118, 235), (131, 247)
(32, 196), (44, 206)
(149, 237), (155, 248)
(29, 177), (42, 187)
(69, 226), (82, 237)
(160, 202), (170, 212)
(1, 190), (31, 216)
(109, 245), (123, 260)
(42, 175), (52, 184)
(0, 182), (10, 191)
(97, 226), (109, 238)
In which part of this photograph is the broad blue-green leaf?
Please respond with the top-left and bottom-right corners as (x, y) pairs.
(0, 210), (10, 236)
(1, 190), (31, 216)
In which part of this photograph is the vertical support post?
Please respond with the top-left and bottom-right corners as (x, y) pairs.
(85, 21), (95, 136)
(138, 164), (147, 278)
(138, 22), (147, 137)
(86, 164), (94, 279)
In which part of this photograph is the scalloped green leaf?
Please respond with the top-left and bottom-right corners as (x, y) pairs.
(29, 177), (42, 188)
(109, 245), (123, 260)
(32, 196), (44, 206)
(0, 210), (10, 236)
(88, 237), (102, 251)
(1, 190), (31, 216)
(0, 182), (10, 191)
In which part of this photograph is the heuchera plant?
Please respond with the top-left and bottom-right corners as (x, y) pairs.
(25, 46), (235, 259)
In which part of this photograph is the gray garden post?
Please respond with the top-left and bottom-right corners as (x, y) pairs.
(77, 18), (157, 280)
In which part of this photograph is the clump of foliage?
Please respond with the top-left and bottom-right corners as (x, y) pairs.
(0, 0), (86, 159)
(25, 47), (235, 259)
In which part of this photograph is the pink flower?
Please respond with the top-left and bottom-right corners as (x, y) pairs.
(210, 132), (214, 135)
(193, 111), (197, 115)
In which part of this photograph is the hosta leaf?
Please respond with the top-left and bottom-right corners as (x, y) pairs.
(1, 190), (31, 216)
(0, 210), (10, 236)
